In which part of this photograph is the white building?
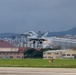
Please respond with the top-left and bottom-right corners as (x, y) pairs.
(43, 49), (76, 59)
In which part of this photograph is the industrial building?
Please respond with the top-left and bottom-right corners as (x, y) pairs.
(43, 49), (76, 59)
(0, 40), (24, 59)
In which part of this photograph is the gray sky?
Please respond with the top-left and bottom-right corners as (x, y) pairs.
(0, 0), (76, 33)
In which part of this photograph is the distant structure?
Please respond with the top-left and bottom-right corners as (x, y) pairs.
(0, 40), (24, 59)
(43, 49), (76, 59)
(50, 37), (76, 49)
(1, 31), (76, 49)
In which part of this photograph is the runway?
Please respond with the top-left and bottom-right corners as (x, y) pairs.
(0, 67), (76, 75)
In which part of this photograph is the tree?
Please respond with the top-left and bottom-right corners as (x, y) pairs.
(24, 48), (36, 58)
(24, 48), (43, 58)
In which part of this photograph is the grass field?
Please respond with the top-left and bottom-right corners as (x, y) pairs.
(0, 59), (76, 68)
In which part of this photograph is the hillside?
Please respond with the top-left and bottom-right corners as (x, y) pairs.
(0, 27), (76, 38)
(48, 27), (76, 36)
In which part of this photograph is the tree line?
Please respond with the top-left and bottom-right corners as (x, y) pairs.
(24, 46), (61, 58)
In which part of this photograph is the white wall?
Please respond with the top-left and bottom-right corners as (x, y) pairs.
(0, 48), (18, 52)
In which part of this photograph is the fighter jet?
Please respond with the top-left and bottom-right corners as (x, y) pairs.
(23, 31), (49, 41)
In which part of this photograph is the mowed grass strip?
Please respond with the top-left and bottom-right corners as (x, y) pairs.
(0, 59), (76, 68)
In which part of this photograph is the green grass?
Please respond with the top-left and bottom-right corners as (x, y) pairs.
(0, 59), (76, 68)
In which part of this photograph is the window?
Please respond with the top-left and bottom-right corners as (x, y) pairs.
(10, 53), (12, 55)
(67, 54), (70, 56)
(48, 56), (53, 58)
(3, 53), (5, 55)
(62, 54), (66, 56)
(17, 53), (19, 55)
(17, 56), (20, 58)
(6, 53), (9, 55)
(14, 53), (16, 54)
(54, 53), (57, 54)
(47, 53), (51, 55)
(10, 56), (13, 58)
(4, 56), (8, 59)
(72, 54), (75, 56)
(0, 52), (2, 55)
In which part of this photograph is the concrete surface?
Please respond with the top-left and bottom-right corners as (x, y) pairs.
(0, 67), (76, 75)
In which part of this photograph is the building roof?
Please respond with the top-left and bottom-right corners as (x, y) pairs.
(43, 49), (76, 53)
(18, 47), (30, 52)
(0, 40), (16, 48)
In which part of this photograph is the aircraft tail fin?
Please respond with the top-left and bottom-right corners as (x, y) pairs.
(43, 31), (49, 37)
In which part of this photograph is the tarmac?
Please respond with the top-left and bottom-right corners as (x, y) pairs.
(0, 67), (76, 75)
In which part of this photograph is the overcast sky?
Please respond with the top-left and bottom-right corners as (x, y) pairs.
(0, 0), (76, 33)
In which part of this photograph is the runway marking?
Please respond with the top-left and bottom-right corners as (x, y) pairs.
(0, 71), (76, 75)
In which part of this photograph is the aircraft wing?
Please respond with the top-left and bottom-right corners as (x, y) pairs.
(29, 38), (47, 41)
